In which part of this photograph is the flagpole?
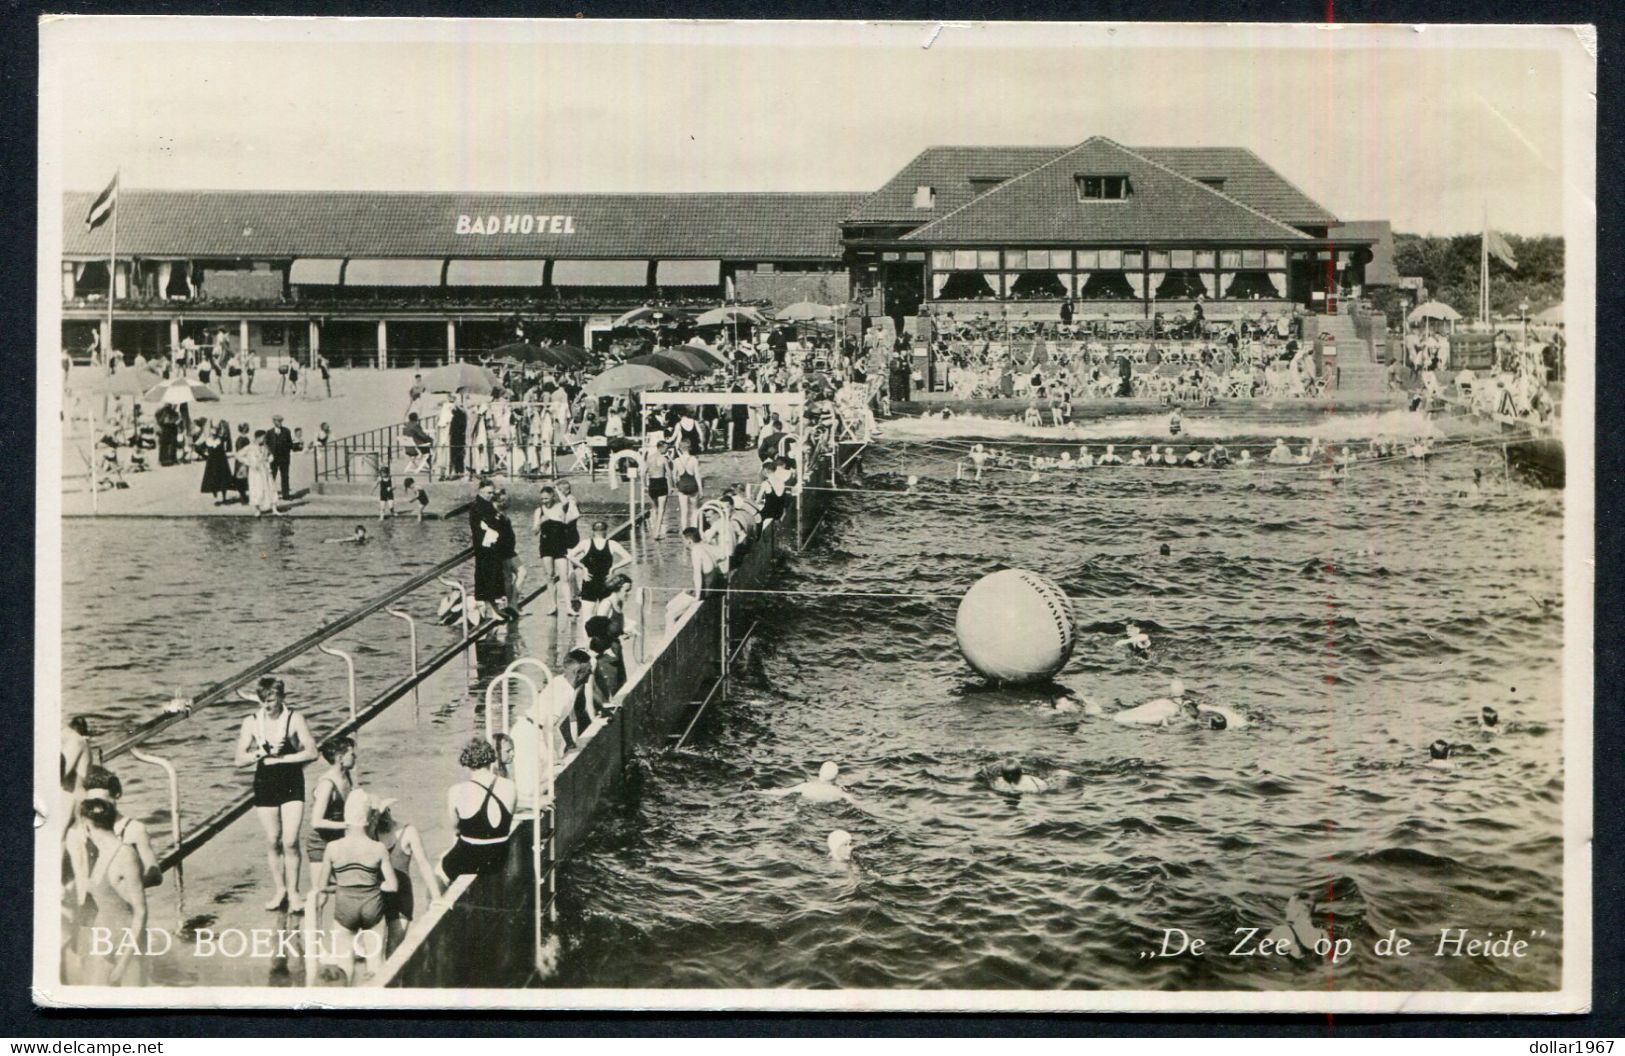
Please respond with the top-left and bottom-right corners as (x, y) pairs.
(1480, 202), (1489, 326)
(107, 169), (119, 373)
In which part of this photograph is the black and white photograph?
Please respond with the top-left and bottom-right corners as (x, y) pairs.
(32, 18), (1594, 1012)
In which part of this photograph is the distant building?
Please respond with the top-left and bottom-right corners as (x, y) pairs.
(60, 135), (1381, 364)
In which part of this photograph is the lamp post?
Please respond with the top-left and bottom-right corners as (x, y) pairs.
(1519, 300), (1530, 346)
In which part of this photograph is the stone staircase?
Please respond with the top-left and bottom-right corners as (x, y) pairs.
(1312, 311), (1387, 395)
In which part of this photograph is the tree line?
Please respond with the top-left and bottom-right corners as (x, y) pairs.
(1371, 232), (1564, 327)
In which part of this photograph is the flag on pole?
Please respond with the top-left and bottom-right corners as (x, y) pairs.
(1485, 228), (1518, 271)
(84, 171), (118, 232)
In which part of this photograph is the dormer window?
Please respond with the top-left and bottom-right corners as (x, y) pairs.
(913, 185), (936, 209)
(1198, 177), (1227, 191)
(968, 176), (1007, 195)
(1076, 175), (1130, 201)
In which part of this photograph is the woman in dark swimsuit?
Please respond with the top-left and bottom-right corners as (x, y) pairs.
(370, 799), (441, 956)
(437, 738), (515, 884)
(532, 485), (573, 614)
(304, 737), (356, 923)
(234, 676), (317, 910)
(570, 520), (633, 619)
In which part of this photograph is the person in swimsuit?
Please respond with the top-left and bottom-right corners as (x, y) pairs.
(437, 738), (516, 884)
(759, 761), (852, 804)
(532, 485), (573, 615)
(311, 789), (397, 984)
(78, 766), (162, 889)
(756, 456), (793, 528)
(673, 448), (703, 532)
(643, 440), (672, 536)
(234, 676), (317, 910)
(304, 736), (356, 924)
(683, 526), (722, 607)
(369, 797), (442, 956)
(569, 520), (633, 621)
(60, 715), (92, 842)
(987, 759), (1049, 795)
(73, 798), (147, 986)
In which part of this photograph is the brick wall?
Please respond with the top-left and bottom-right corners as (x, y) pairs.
(734, 269), (850, 309)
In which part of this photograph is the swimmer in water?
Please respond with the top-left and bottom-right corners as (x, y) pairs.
(1237, 449), (1252, 466)
(1129, 448), (1146, 466)
(1121, 622), (1151, 659)
(967, 444), (988, 481)
(1262, 894), (1326, 960)
(827, 829), (853, 863)
(1098, 444), (1122, 466)
(1479, 705), (1500, 733)
(1428, 739), (1478, 765)
(1182, 447), (1204, 467)
(1113, 679), (1240, 729)
(987, 758), (1049, 795)
(1267, 438), (1293, 465)
(1050, 694), (1104, 716)
(326, 526), (368, 545)
(1169, 407), (1183, 436)
(1159, 543), (1171, 557)
(759, 761), (853, 804)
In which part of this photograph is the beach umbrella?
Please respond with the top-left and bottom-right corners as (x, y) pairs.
(1535, 304), (1563, 324)
(626, 352), (701, 377)
(611, 306), (681, 329)
(1407, 300), (1461, 324)
(421, 361), (499, 395)
(696, 305), (768, 327)
(143, 378), (220, 405)
(682, 344), (728, 368)
(661, 348), (718, 374)
(775, 301), (836, 322)
(547, 344), (593, 367)
(585, 364), (677, 395)
(68, 367), (163, 397)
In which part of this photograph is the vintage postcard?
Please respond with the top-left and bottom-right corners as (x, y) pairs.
(33, 18), (1594, 1012)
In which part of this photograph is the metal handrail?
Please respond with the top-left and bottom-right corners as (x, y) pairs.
(484, 671), (540, 744)
(317, 642), (358, 722)
(127, 746), (184, 924)
(101, 547), (477, 762)
(437, 575), (472, 680)
(386, 608), (420, 718)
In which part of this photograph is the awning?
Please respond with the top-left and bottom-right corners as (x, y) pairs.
(551, 260), (648, 287)
(655, 259), (721, 287)
(445, 259), (547, 287)
(344, 258), (444, 287)
(288, 258), (344, 285)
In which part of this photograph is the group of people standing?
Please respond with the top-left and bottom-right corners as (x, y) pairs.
(198, 412), (301, 515)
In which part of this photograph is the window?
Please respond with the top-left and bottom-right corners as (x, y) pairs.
(1149, 250), (1171, 270)
(953, 250), (977, 270)
(1098, 249), (1123, 269)
(1124, 251), (1144, 271)
(968, 177), (1007, 195)
(1198, 177), (1227, 191)
(1220, 250), (1243, 269)
(1025, 250), (1047, 270)
(1005, 249), (1027, 270)
(1194, 250), (1216, 270)
(977, 250), (1000, 270)
(931, 251), (954, 270)
(1266, 250), (1287, 270)
(1170, 250), (1194, 269)
(1241, 249), (1265, 268)
(1076, 175), (1131, 201)
(914, 185), (935, 209)
(1076, 250), (1099, 270)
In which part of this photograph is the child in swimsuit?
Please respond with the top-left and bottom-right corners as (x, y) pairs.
(313, 789), (396, 985)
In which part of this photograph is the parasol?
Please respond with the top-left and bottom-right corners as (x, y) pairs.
(695, 306), (769, 327)
(143, 379), (220, 405)
(585, 364), (678, 396)
(626, 353), (701, 377)
(420, 362), (499, 395)
(774, 301), (836, 322)
(1407, 300), (1462, 324)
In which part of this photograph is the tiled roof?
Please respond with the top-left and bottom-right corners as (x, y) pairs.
(1137, 148), (1340, 227)
(849, 144), (1339, 228)
(61, 190), (865, 261)
(1329, 221), (1397, 284)
(846, 146), (1063, 224)
(899, 137), (1314, 246)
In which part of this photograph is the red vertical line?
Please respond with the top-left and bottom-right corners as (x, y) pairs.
(1323, 0), (1337, 1027)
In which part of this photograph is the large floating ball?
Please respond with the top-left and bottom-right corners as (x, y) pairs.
(954, 568), (1076, 685)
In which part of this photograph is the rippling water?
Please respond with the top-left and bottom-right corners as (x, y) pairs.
(549, 436), (1565, 992)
